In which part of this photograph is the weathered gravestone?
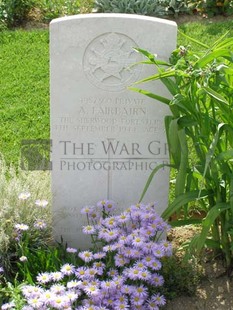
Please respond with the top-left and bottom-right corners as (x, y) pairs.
(50, 13), (177, 248)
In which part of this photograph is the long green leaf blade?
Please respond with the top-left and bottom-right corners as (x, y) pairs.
(196, 203), (231, 252)
(195, 49), (232, 68)
(175, 128), (188, 196)
(178, 30), (209, 49)
(203, 87), (229, 105)
(139, 163), (171, 203)
(132, 70), (176, 85)
(170, 219), (203, 227)
(199, 123), (226, 197)
(129, 87), (170, 105)
(162, 190), (209, 220)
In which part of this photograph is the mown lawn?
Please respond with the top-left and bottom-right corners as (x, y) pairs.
(0, 30), (49, 166)
(0, 18), (233, 167)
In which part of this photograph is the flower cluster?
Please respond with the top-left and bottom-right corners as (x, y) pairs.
(19, 201), (171, 310)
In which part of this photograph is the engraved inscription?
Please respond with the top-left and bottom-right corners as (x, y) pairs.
(53, 97), (164, 134)
(83, 33), (141, 91)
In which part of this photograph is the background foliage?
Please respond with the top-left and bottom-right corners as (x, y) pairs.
(0, 0), (36, 28)
(95, 0), (233, 17)
(94, 0), (189, 16)
(188, 0), (233, 16)
(0, 0), (233, 28)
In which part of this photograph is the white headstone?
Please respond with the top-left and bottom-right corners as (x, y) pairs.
(50, 13), (177, 248)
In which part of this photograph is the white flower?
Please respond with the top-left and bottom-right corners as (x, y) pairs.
(36, 272), (51, 284)
(78, 250), (94, 263)
(50, 295), (70, 309)
(50, 284), (66, 294)
(51, 272), (63, 282)
(35, 199), (48, 208)
(67, 280), (82, 289)
(82, 225), (95, 234)
(34, 220), (47, 230)
(60, 264), (75, 276)
(66, 290), (79, 302)
(19, 256), (28, 262)
(1, 301), (15, 309)
(28, 297), (43, 308)
(84, 284), (100, 296)
(18, 192), (31, 200)
(15, 223), (29, 231)
(66, 247), (77, 253)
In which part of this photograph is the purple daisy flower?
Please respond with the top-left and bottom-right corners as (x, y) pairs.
(36, 272), (51, 284)
(152, 244), (165, 258)
(82, 225), (96, 234)
(131, 285), (148, 300)
(93, 252), (106, 259)
(75, 267), (87, 279)
(150, 273), (164, 286)
(60, 264), (75, 276)
(66, 247), (78, 253)
(78, 250), (94, 263)
(151, 293), (166, 306)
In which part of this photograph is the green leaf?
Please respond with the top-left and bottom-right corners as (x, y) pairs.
(139, 163), (171, 203)
(128, 87), (170, 105)
(133, 47), (157, 62)
(178, 116), (197, 128)
(205, 238), (221, 250)
(216, 150), (233, 161)
(170, 219), (203, 227)
(133, 70), (176, 85)
(211, 34), (233, 50)
(167, 118), (181, 166)
(203, 87), (229, 105)
(161, 76), (180, 96)
(230, 174), (233, 214)
(178, 30), (209, 49)
(132, 60), (170, 66)
(175, 128), (188, 196)
(199, 123), (226, 196)
(196, 202), (231, 252)
(133, 47), (171, 66)
(195, 49), (232, 68)
(162, 190), (209, 220)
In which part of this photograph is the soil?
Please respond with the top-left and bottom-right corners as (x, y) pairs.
(165, 226), (233, 310)
(167, 13), (233, 25)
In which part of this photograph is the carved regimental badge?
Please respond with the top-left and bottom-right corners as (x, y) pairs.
(83, 32), (142, 92)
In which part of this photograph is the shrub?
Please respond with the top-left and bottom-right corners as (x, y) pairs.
(161, 254), (202, 299)
(95, 0), (169, 17)
(95, 0), (233, 17)
(0, 155), (52, 279)
(188, 0), (233, 17)
(38, 0), (80, 22)
(79, 0), (95, 13)
(0, 0), (36, 27)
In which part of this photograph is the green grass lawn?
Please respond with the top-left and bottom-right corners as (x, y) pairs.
(0, 30), (49, 167)
(178, 18), (233, 46)
(1, 18), (233, 167)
